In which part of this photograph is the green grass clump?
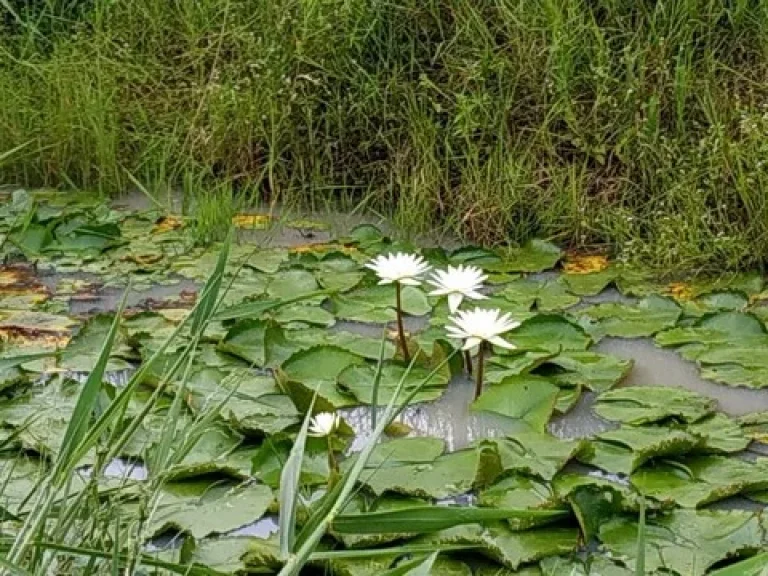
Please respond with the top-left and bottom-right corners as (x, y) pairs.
(3, 0), (768, 270)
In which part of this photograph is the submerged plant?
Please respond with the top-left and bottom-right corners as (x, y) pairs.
(446, 308), (519, 399)
(366, 252), (430, 363)
(428, 264), (488, 373)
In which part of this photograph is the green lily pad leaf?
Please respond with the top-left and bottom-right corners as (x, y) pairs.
(159, 424), (246, 480)
(682, 291), (749, 317)
(279, 345), (366, 409)
(699, 363), (768, 388)
(288, 328), (396, 361)
(737, 411), (768, 443)
(581, 426), (702, 475)
(487, 433), (589, 480)
(58, 314), (133, 372)
(266, 269), (319, 300)
(594, 386), (715, 425)
(472, 375), (559, 433)
(656, 311), (767, 348)
(411, 522), (578, 570)
(334, 494), (432, 549)
(367, 437), (445, 468)
(0, 377), (97, 461)
(685, 413), (749, 454)
(599, 509), (764, 576)
(478, 473), (564, 530)
(332, 285), (431, 322)
(251, 437), (330, 487)
(271, 303), (335, 327)
(542, 556), (634, 576)
(562, 267), (619, 296)
(485, 350), (557, 385)
(554, 385), (581, 414)
(473, 561), (540, 576)
(244, 249), (289, 273)
(189, 535), (281, 575)
(538, 351), (633, 393)
(358, 443), (502, 499)
(313, 256), (365, 293)
(186, 369), (300, 436)
(149, 482), (273, 539)
(217, 320), (294, 368)
(553, 473), (645, 513)
(0, 456), (86, 517)
(630, 455), (768, 508)
(579, 295), (681, 338)
(499, 279), (579, 312)
(490, 240), (563, 274)
(0, 310), (78, 353)
(338, 361), (449, 406)
(507, 315), (592, 352)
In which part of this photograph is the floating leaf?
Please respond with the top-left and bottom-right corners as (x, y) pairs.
(599, 509), (764, 576)
(685, 413), (749, 454)
(507, 315), (591, 352)
(338, 362), (449, 406)
(581, 426), (702, 475)
(539, 351), (632, 393)
(358, 443), (502, 499)
(499, 279), (579, 312)
(594, 386), (715, 425)
(411, 522), (578, 570)
(579, 295), (681, 338)
(630, 455), (768, 508)
(232, 213), (271, 229)
(487, 433), (588, 480)
(472, 375), (559, 433)
(490, 240), (563, 274)
(149, 481), (274, 539)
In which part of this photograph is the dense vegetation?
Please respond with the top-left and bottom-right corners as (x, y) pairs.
(3, 0), (768, 269)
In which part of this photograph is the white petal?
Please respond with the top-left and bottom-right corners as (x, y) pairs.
(489, 336), (515, 350)
(462, 336), (482, 350)
(448, 292), (463, 313)
(378, 278), (394, 285)
(399, 277), (421, 286)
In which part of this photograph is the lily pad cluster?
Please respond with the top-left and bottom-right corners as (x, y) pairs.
(0, 192), (767, 574)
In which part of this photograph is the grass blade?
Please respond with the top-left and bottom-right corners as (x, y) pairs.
(191, 230), (231, 334)
(309, 544), (477, 561)
(370, 328), (387, 430)
(212, 289), (333, 321)
(332, 506), (569, 534)
(635, 496), (646, 576)
(278, 393), (318, 559)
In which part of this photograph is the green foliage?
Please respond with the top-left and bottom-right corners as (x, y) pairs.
(5, 0), (768, 268)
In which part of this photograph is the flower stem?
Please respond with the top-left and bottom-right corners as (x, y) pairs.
(474, 343), (485, 400)
(327, 435), (338, 488)
(464, 349), (473, 374)
(395, 282), (411, 363)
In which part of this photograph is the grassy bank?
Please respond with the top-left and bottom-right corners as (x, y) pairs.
(3, 0), (768, 270)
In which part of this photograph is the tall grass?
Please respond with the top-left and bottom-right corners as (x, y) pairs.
(3, 0), (768, 269)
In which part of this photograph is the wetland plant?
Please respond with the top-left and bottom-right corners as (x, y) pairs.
(446, 308), (519, 399)
(365, 252), (430, 363)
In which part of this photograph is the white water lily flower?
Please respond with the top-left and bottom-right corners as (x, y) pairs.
(309, 412), (340, 437)
(428, 265), (488, 313)
(445, 307), (520, 351)
(365, 252), (430, 286)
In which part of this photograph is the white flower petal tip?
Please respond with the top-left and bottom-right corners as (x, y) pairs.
(446, 307), (519, 350)
(366, 252), (431, 285)
(308, 412), (340, 437)
(428, 265), (487, 312)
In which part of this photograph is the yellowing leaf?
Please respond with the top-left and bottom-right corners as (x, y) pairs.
(667, 282), (694, 301)
(563, 254), (609, 275)
(152, 215), (183, 233)
(232, 213), (271, 229)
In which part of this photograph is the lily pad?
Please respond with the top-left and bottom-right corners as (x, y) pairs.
(599, 509), (764, 575)
(685, 413), (749, 454)
(507, 315), (592, 353)
(412, 522), (578, 570)
(490, 240), (563, 274)
(593, 386), (715, 425)
(487, 433), (589, 480)
(499, 279), (579, 312)
(631, 455), (768, 508)
(579, 295), (681, 338)
(217, 320), (294, 368)
(358, 443), (502, 499)
(581, 426), (702, 475)
(149, 481), (274, 539)
(472, 375), (559, 433)
(338, 361), (449, 406)
(538, 351), (633, 393)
